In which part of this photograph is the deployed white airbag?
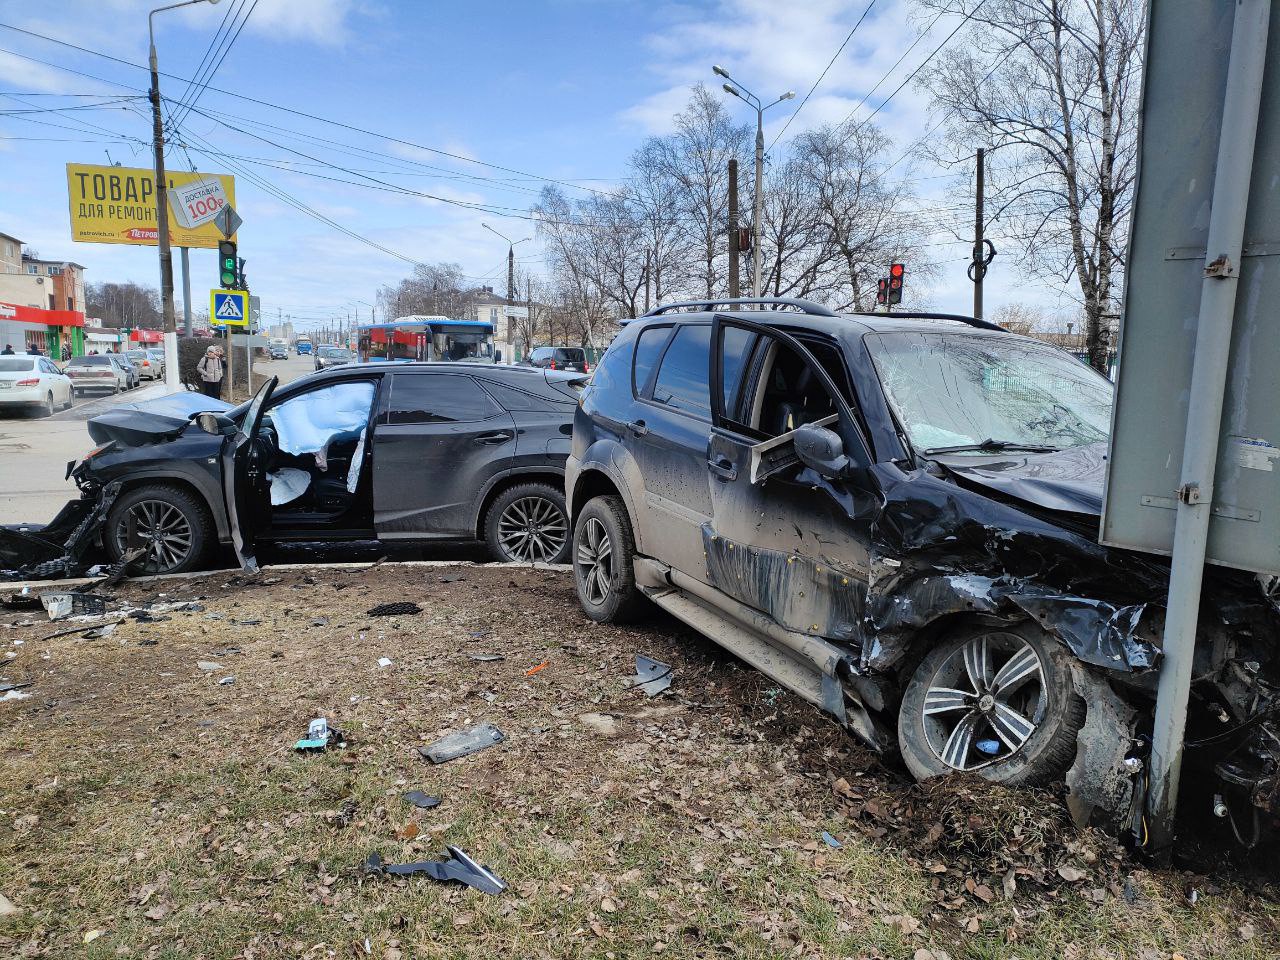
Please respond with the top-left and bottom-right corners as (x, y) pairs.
(271, 381), (375, 456)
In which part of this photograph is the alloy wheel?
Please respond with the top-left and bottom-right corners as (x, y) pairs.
(921, 632), (1046, 771)
(117, 499), (194, 574)
(45, 393), (54, 417)
(496, 496), (567, 563)
(575, 517), (613, 605)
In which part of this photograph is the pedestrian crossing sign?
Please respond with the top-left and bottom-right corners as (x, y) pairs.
(210, 289), (249, 327)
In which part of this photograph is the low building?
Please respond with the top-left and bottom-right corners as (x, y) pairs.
(0, 232), (89, 357)
(476, 300), (531, 363)
(0, 301), (86, 358)
(21, 253), (87, 315)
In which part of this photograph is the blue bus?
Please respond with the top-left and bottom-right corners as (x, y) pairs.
(356, 316), (496, 363)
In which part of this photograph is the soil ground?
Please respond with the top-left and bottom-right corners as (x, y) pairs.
(1, 563), (1277, 959)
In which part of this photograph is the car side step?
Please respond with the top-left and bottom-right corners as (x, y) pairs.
(634, 557), (893, 750)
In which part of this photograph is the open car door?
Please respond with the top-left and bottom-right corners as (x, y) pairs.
(702, 314), (876, 639)
(221, 376), (277, 571)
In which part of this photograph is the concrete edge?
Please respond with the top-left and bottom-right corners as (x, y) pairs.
(0, 559), (572, 594)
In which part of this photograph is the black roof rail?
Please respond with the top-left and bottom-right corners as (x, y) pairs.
(845, 310), (1006, 333)
(641, 297), (840, 318)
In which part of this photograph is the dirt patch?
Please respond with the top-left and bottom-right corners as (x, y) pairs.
(1, 564), (1277, 958)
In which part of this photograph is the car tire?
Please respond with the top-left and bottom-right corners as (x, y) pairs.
(897, 622), (1084, 787)
(43, 392), (54, 417)
(104, 483), (213, 576)
(572, 495), (647, 624)
(483, 482), (571, 564)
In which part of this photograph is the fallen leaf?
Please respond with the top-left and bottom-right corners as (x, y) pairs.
(84, 930), (104, 944)
(144, 903), (169, 922)
(1002, 869), (1017, 900)
(601, 897), (618, 913)
(398, 822), (419, 840)
(0, 894), (20, 917)
(972, 883), (995, 904)
(1057, 865), (1087, 883)
(1239, 923), (1257, 941)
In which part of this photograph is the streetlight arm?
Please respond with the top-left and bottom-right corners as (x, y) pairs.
(149, 0), (218, 50)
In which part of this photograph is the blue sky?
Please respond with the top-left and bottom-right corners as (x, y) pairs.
(0, 0), (1075, 332)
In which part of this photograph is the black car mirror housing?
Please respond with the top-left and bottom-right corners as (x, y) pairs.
(194, 411), (238, 437)
(794, 423), (851, 478)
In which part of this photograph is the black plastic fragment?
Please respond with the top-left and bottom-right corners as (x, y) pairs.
(362, 846), (506, 895)
(417, 723), (505, 763)
(367, 601), (422, 617)
(628, 655), (673, 696)
(403, 790), (441, 809)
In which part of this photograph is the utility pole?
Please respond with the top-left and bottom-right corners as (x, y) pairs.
(728, 157), (740, 299)
(644, 248), (652, 313)
(751, 115), (763, 298)
(149, 10), (178, 391)
(972, 147), (985, 320)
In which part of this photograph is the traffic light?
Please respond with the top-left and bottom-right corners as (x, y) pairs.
(237, 257), (247, 291)
(218, 240), (238, 288)
(876, 277), (889, 306)
(887, 262), (906, 305)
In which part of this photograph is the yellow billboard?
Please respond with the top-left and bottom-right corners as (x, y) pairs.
(66, 163), (237, 249)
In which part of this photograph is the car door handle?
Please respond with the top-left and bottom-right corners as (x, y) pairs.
(627, 419), (649, 437)
(707, 455), (737, 481)
(474, 431), (513, 444)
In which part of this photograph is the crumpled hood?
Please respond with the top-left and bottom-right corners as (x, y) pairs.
(86, 392), (233, 447)
(936, 442), (1107, 519)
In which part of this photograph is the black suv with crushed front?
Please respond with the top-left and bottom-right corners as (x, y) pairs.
(566, 297), (1280, 846)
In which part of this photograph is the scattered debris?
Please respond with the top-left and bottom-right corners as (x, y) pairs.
(418, 722), (505, 764)
(627, 654), (673, 696)
(362, 846), (506, 895)
(1, 689), (31, 703)
(0, 681), (32, 694)
(294, 717), (347, 751)
(468, 653), (504, 663)
(80, 623), (116, 640)
(438, 572), (467, 583)
(40, 591), (107, 621)
(130, 611), (170, 624)
(367, 601), (421, 617)
(0, 893), (19, 917)
(403, 790), (441, 809)
(196, 661), (223, 672)
(310, 617), (329, 628)
(39, 618), (121, 642)
(377, 657), (394, 669)
(217, 676), (236, 686)
(525, 660), (549, 676)
(821, 830), (843, 849)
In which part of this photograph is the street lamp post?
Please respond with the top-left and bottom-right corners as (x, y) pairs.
(149, 0), (221, 392)
(713, 66), (794, 298)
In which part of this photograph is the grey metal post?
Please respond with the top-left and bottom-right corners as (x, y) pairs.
(751, 110), (763, 298)
(728, 157), (740, 299)
(1146, 0), (1272, 856)
(972, 147), (985, 321)
(180, 246), (192, 336)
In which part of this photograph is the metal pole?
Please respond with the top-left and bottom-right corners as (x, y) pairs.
(973, 147), (985, 321)
(752, 107), (763, 298)
(1146, 0), (1271, 857)
(728, 156), (740, 299)
(180, 246), (192, 336)
(149, 16), (179, 392)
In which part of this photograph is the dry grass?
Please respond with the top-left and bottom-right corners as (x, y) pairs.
(1, 564), (1277, 959)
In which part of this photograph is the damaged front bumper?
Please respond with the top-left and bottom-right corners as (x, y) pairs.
(0, 483), (121, 583)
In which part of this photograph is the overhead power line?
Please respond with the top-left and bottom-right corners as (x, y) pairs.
(168, 0), (238, 131)
(767, 0), (877, 153)
(168, 0), (259, 135)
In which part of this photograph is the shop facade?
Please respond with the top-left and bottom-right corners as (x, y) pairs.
(0, 301), (85, 358)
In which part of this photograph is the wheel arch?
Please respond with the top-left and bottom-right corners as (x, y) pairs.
(108, 471), (227, 541)
(472, 467), (567, 540)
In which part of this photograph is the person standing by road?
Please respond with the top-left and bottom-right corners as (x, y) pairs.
(0, 344), (12, 355)
(197, 345), (224, 398)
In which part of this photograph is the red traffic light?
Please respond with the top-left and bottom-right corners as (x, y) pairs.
(889, 262), (905, 278)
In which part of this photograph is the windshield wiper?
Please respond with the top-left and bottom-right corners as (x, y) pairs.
(922, 437), (1061, 456)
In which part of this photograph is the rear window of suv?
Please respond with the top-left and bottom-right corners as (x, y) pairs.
(650, 324), (712, 418)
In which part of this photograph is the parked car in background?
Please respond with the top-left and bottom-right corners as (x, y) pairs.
(65, 355), (130, 396)
(526, 346), (590, 373)
(314, 345), (354, 371)
(0, 355), (73, 416)
(125, 349), (162, 381)
(269, 346), (289, 360)
(146, 349), (166, 379)
(565, 296), (1280, 847)
(114, 354), (140, 389)
(66, 363), (586, 576)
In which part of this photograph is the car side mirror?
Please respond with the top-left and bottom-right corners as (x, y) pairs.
(794, 423), (851, 477)
(194, 412), (238, 436)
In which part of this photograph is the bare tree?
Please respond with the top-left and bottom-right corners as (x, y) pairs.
(918, 0), (1144, 370)
(86, 281), (162, 329)
(987, 301), (1049, 335)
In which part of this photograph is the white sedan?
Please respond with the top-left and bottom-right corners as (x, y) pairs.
(0, 355), (74, 417)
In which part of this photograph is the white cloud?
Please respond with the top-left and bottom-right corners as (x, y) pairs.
(245, 0), (364, 47)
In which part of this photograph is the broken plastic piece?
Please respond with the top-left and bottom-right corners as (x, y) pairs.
(525, 661), (549, 676)
(976, 739), (1001, 755)
(469, 653), (504, 663)
(217, 676), (236, 686)
(418, 722), (505, 764)
(368, 601), (421, 617)
(378, 657), (393, 668)
(295, 717), (345, 751)
(362, 846), (506, 895)
(80, 623), (116, 640)
(821, 831), (842, 849)
(403, 790), (441, 809)
(40, 591), (107, 621)
(628, 655), (673, 696)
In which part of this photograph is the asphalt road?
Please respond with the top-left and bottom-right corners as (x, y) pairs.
(0, 352), (316, 526)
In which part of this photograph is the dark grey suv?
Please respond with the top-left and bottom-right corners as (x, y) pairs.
(69, 363), (583, 574)
(565, 297), (1280, 847)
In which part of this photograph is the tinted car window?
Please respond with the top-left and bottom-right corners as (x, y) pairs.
(478, 379), (570, 412)
(0, 358), (36, 372)
(69, 356), (111, 367)
(387, 373), (501, 424)
(719, 326), (758, 418)
(651, 324), (712, 418)
(529, 348), (554, 362)
(555, 348), (585, 363)
(631, 324), (671, 397)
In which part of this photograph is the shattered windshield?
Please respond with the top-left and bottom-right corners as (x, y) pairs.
(867, 331), (1113, 454)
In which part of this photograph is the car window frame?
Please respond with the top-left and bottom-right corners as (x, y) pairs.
(641, 321), (714, 423)
(382, 371), (503, 425)
(631, 322), (675, 401)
